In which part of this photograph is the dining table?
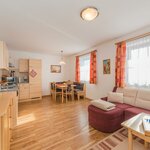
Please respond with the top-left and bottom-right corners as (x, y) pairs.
(55, 83), (76, 103)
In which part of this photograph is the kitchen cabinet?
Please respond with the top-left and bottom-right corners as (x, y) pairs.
(19, 59), (29, 72)
(29, 59), (42, 100)
(0, 91), (18, 150)
(19, 83), (30, 102)
(29, 83), (42, 99)
(18, 59), (42, 102)
(0, 41), (9, 70)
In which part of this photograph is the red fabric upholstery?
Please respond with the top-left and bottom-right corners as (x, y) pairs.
(88, 87), (150, 133)
(88, 105), (124, 133)
(125, 107), (150, 120)
(101, 97), (107, 101)
(115, 103), (133, 110)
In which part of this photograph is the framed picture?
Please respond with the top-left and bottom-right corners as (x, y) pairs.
(103, 59), (111, 74)
(51, 65), (61, 73)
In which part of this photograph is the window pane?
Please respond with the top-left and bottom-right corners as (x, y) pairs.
(126, 35), (150, 87)
(79, 54), (90, 82)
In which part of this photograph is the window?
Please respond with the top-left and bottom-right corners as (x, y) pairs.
(126, 35), (150, 87)
(79, 54), (90, 82)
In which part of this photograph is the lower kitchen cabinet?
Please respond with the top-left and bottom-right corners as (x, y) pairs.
(0, 91), (18, 150)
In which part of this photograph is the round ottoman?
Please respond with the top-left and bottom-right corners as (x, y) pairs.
(88, 105), (124, 133)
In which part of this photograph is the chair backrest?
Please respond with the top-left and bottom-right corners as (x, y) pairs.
(73, 82), (84, 91)
(67, 84), (72, 92)
(50, 82), (56, 90)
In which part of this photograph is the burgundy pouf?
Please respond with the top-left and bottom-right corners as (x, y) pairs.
(88, 105), (124, 133)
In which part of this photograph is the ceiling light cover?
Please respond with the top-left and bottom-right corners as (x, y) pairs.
(81, 7), (99, 21)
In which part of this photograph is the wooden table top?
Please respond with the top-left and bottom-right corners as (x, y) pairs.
(121, 113), (150, 135)
(56, 84), (76, 88)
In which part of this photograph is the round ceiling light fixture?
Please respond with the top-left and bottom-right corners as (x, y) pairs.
(80, 7), (99, 21)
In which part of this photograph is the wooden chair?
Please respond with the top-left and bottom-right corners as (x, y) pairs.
(50, 82), (62, 101)
(50, 82), (55, 99)
(74, 83), (86, 100)
(63, 84), (74, 102)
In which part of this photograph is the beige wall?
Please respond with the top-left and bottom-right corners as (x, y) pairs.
(8, 50), (68, 95)
(67, 26), (150, 99)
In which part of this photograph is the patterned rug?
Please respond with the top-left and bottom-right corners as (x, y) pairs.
(87, 128), (150, 150)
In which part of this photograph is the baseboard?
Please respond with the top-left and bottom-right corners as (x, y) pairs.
(42, 95), (51, 98)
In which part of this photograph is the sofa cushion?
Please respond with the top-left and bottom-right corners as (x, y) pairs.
(115, 103), (133, 110)
(108, 92), (123, 103)
(135, 88), (150, 110)
(88, 105), (124, 120)
(91, 100), (116, 111)
(125, 107), (150, 120)
(123, 87), (138, 106)
(116, 87), (124, 93)
(88, 105), (124, 133)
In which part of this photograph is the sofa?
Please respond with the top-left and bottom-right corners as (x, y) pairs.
(88, 87), (150, 133)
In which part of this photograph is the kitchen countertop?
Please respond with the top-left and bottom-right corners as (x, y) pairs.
(19, 82), (29, 84)
(0, 86), (18, 93)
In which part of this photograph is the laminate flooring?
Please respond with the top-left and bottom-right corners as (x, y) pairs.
(11, 97), (109, 150)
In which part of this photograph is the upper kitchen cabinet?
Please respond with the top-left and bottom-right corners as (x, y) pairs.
(0, 41), (9, 70)
(19, 59), (29, 72)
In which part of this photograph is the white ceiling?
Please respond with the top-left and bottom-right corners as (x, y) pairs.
(0, 0), (150, 55)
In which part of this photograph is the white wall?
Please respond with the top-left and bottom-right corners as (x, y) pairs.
(9, 50), (68, 95)
(68, 26), (150, 99)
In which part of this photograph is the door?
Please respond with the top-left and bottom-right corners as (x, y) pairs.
(29, 59), (42, 99)
(29, 59), (41, 84)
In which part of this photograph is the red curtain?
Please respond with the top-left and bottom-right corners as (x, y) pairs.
(75, 56), (80, 82)
(90, 50), (97, 84)
(115, 42), (126, 87)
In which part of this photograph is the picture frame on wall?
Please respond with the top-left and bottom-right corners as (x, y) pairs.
(103, 59), (111, 74)
(51, 65), (61, 73)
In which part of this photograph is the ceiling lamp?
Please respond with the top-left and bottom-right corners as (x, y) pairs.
(80, 7), (99, 21)
(59, 50), (66, 65)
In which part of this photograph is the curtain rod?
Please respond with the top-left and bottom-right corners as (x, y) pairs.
(115, 32), (150, 45)
(77, 50), (97, 57)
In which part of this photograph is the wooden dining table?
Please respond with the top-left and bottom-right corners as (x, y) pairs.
(56, 84), (76, 103)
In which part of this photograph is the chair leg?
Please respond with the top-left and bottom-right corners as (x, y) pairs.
(66, 92), (67, 102)
(83, 94), (85, 100)
(55, 93), (56, 101)
(77, 94), (80, 101)
(72, 94), (74, 101)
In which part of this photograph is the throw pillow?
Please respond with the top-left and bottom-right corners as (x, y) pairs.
(108, 92), (123, 103)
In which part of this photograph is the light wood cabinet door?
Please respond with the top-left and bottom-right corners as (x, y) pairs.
(0, 92), (18, 150)
(29, 59), (41, 84)
(0, 41), (9, 69)
(19, 59), (29, 72)
(1, 107), (10, 150)
(30, 83), (42, 99)
(19, 84), (29, 101)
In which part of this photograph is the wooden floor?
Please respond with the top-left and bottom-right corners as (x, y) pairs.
(11, 97), (109, 150)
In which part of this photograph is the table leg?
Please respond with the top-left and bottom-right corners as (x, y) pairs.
(144, 141), (149, 149)
(62, 88), (64, 103)
(128, 129), (133, 150)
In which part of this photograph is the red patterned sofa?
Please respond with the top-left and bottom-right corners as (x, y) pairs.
(88, 87), (150, 133)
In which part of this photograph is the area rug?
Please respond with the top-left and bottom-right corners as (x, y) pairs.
(88, 128), (149, 150)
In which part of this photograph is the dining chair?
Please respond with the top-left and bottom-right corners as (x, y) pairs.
(74, 82), (86, 100)
(63, 84), (74, 102)
(50, 82), (55, 99)
(50, 82), (62, 101)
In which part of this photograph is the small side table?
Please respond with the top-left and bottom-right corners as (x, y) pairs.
(121, 113), (150, 150)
